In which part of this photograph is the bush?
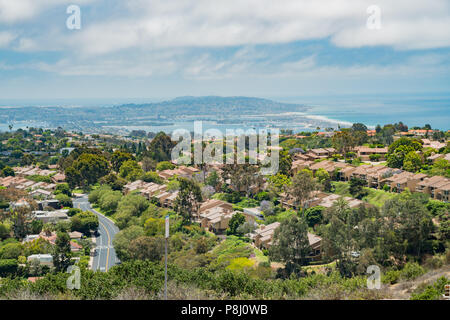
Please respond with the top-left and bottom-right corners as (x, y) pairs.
(0, 259), (18, 277)
(156, 161), (175, 171)
(55, 194), (73, 208)
(382, 270), (401, 284)
(411, 276), (450, 300)
(304, 206), (324, 227)
(54, 183), (72, 197)
(255, 192), (270, 202)
(71, 211), (99, 234)
(400, 262), (425, 281)
(141, 171), (163, 184)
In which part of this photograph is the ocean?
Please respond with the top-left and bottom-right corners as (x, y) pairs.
(279, 93), (450, 130)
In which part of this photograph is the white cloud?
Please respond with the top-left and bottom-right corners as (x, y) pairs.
(0, 0), (96, 23)
(2, 0), (449, 54)
(62, 0), (450, 55)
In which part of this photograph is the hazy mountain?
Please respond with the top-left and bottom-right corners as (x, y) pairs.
(0, 96), (308, 131)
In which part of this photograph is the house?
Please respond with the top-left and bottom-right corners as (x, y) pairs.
(416, 176), (450, 199)
(307, 192), (365, 209)
(243, 207), (264, 221)
(291, 159), (313, 175)
(383, 172), (427, 193)
(307, 233), (322, 261)
(422, 139), (446, 150)
(69, 231), (83, 240)
(408, 129), (435, 136)
(37, 199), (60, 210)
(316, 132), (335, 138)
(33, 209), (69, 224)
(9, 198), (30, 211)
(23, 234), (40, 243)
(27, 254), (53, 267)
(29, 188), (52, 199)
(51, 173), (66, 183)
(305, 148), (336, 160)
(253, 222), (281, 249)
(200, 208), (237, 233)
(39, 232), (84, 252)
(338, 166), (358, 181)
(354, 146), (388, 161)
(436, 183), (450, 202)
(198, 199), (233, 217)
(253, 222), (322, 261)
(158, 166), (200, 180)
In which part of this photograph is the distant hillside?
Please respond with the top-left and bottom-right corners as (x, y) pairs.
(0, 96), (307, 122)
(119, 96), (308, 116)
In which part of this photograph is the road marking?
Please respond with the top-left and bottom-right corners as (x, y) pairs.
(78, 196), (114, 272)
(99, 219), (111, 272)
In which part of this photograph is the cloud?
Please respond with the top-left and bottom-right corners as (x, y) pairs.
(0, 0), (95, 23)
(67, 0), (450, 55)
(2, 0), (450, 55)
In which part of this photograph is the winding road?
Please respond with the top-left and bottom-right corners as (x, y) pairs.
(73, 195), (120, 272)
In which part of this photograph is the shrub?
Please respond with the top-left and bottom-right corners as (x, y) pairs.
(400, 262), (425, 281)
(0, 259), (18, 277)
(55, 194), (73, 208)
(411, 276), (450, 300)
(156, 161), (175, 171)
(141, 171), (163, 184)
(382, 270), (401, 284)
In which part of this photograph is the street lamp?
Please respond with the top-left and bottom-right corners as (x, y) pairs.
(164, 215), (169, 300)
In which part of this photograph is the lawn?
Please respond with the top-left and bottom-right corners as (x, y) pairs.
(331, 181), (396, 207)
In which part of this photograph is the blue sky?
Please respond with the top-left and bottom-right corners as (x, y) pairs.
(0, 0), (450, 101)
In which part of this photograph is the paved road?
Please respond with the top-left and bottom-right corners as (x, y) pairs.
(73, 195), (120, 272)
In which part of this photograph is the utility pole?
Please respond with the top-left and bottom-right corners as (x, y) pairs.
(164, 215), (169, 300)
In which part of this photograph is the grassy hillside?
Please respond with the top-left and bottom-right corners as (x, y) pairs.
(331, 181), (396, 207)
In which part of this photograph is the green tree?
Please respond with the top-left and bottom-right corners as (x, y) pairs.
(174, 177), (203, 224)
(383, 191), (433, 258)
(288, 169), (316, 210)
(147, 132), (175, 162)
(55, 193), (73, 208)
(403, 151), (423, 172)
(332, 130), (356, 161)
(322, 199), (360, 277)
(144, 217), (165, 236)
(227, 212), (246, 236)
(71, 211), (99, 234)
(2, 166), (15, 177)
(111, 150), (134, 172)
(65, 153), (110, 188)
(349, 177), (368, 199)
(205, 170), (220, 190)
(113, 225), (145, 261)
(119, 160), (144, 181)
(54, 183), (72, 197)
(269, 215), (311, 276)
(52, 232), (72, 272)
(304, 206), (324, 227)
(128, 236), (165, 261)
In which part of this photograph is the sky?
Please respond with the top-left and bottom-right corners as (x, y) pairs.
(0, 0), (450, 101)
